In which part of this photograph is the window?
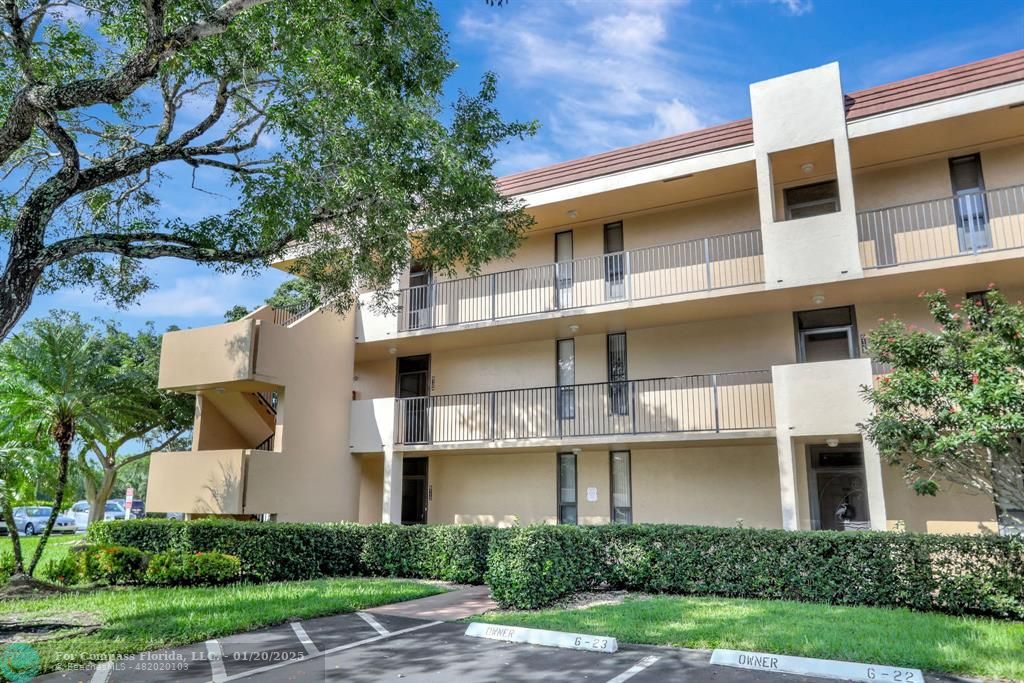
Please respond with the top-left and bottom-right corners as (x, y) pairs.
(784, 180), (840, 220)
(604, 221), (625, 300)
(557, 453), (577, 524)
(610, 451), (632, 523)
(555, 230), (573, 308)
(795, 306), (857, 363)
(557, 338), (575, 420)
(607, 333), (628, 416)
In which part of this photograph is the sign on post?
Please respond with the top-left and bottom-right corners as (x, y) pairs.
(124, 487), (134, 520)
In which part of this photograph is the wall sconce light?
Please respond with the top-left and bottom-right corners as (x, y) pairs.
(566, 209), (578, 219)
(388, 346), (397, 355)
(826, 437), (839, 448)
(811, 293), (826, 306)
(801, 162), (815, 174)
(568, 323), (579, 334)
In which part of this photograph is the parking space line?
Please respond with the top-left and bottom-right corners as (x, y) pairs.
(209, 619), (442, 683)
(606, 655), (661, 683)
(290, 621), (320, 656)
(205, 639), (228, 683)
(356, 611), (390, 636)
(89, 661), (113, 683)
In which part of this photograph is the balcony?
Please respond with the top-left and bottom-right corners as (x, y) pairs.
(396, 229), (764, 333)
(394, 370), (774, 446)
(857, 185), (1024, 269)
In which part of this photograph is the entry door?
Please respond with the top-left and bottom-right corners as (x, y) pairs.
(401, 457), (428, 525)
(407, 263), (433, 330)
(555, 230), (573, 308)
(397, 355), (430, 443)
(557, 338), (575, 420)
(808, 445), (871, 531)
(950, 154), (990, 252)
(604, 222), (625, 300)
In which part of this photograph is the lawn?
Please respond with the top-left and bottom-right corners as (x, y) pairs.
(4, 577), (444, 674)
(1, 532), (79, 567)
(476, 595), (1024, 680)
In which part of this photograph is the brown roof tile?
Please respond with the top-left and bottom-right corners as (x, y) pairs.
(499, 50), (1024, 196)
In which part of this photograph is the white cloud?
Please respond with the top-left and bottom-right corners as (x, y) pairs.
(459, 0), (724, 165)
(767, 0), (813, 16)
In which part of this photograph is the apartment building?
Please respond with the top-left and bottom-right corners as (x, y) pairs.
(150, 50), (1024, 535)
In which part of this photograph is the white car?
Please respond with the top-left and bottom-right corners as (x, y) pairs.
(69, 500), (126, 531)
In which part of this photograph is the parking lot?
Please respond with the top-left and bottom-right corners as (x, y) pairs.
(34, 610), (957, 683)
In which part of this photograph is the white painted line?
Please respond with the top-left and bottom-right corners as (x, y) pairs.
(356, 610), (390, 636)
(465, 622), (618, 653)
(205, 639), (228, 683)
(290, 621), (320, 656)
(710, 649), (924, 683)
(89, 661), (113, 683)
(606, 655), (661, 683)
(209, 620), (443, 683)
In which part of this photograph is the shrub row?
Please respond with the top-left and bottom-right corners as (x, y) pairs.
(89, 519), (494, 584)
(486, 524), (1024, 619)
(39, 544), (240, 587)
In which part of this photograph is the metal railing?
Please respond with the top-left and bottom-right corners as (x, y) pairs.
(394, 370), (774, 445)
(255, 391), (278, 413)
(397, 228), (764, 332)
(255, 433), (275, 451)
(857, 185), (1024, 269)
(271, 303), (315, 326)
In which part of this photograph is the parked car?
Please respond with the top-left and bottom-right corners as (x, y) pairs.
(109, 498), (145, 519)
(68, 499), (126, 531)
(4, 506), (76, 536)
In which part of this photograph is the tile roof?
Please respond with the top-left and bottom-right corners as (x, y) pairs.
(498, 50), (1024, 196)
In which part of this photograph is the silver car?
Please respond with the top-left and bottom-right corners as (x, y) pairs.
(8, 506), (77, 536)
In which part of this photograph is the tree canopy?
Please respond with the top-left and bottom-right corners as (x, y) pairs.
(0, 0), (534, 341)
(861, 288), (1024, 525)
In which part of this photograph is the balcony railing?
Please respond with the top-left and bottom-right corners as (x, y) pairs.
(398, 229), (764, 332)
(394, 370), (774, 445)
(857, 185), (1024, 269)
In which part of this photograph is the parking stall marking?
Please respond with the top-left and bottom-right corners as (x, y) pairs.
(290, 621), (320, 656)
(606, 655), (662, 683)
(356, 611), (390, 636)
(206, 619), (443, 683)
(205, 639), (228, 683)
(89, 661), (113, 683)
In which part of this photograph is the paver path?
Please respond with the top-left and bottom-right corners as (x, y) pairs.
(366, 584), (495, 621)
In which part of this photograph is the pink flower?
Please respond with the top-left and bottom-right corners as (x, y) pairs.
(917, 291), (925, 298)
(971, 372), (979, 385)
(954, 303), (962, 309)
(987, 282), (996, 289)
(950, 406), (959, 413)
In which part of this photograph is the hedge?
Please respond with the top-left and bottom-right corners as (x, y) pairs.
(89, 519), (493, 584)
(486, 524), (1024, 618)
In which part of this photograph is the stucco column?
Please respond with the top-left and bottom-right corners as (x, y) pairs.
(861, 440), (889, 530)
(776, 436), (799, 531)
(382, 447), (403, 524)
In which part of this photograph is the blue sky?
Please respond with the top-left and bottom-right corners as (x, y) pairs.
(20, 0), (1024, 334)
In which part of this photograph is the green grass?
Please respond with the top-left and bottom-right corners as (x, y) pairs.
(4, 577), (443, 674)
(476, 595), (1024, 680)
(1, 532), (79, 567)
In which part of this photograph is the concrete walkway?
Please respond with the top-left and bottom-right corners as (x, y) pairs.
(366, 584), (496, 621)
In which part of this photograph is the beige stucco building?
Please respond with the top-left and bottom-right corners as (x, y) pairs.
(149, 51), (1024, 535)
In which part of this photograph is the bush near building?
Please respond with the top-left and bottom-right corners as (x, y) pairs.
(90, 519), (1023, 619)
(89, 519), (494, 584)
(486, 525), (1024, 618)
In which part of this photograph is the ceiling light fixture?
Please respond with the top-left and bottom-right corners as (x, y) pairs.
(388, 346), (398, 355)
(566, 210), (578, 219)
(568, 324), (579, 334)
(826, 438), (839, 448)
(801, 162), (815, 174)
(811, 293), (826, 305)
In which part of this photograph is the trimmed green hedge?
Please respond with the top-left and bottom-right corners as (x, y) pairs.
(486, 524), (1024, 618)
(89, 519), (493, 584)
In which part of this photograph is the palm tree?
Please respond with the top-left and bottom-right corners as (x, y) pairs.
(0, 317), (140, 578)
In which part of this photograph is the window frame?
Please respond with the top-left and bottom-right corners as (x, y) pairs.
(783, 180), (840, 220)
(557, 452), (578, 525)
(610, 450), (632, 524)
(794, 305), (859, 363)
(556, 337), (576, 420)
